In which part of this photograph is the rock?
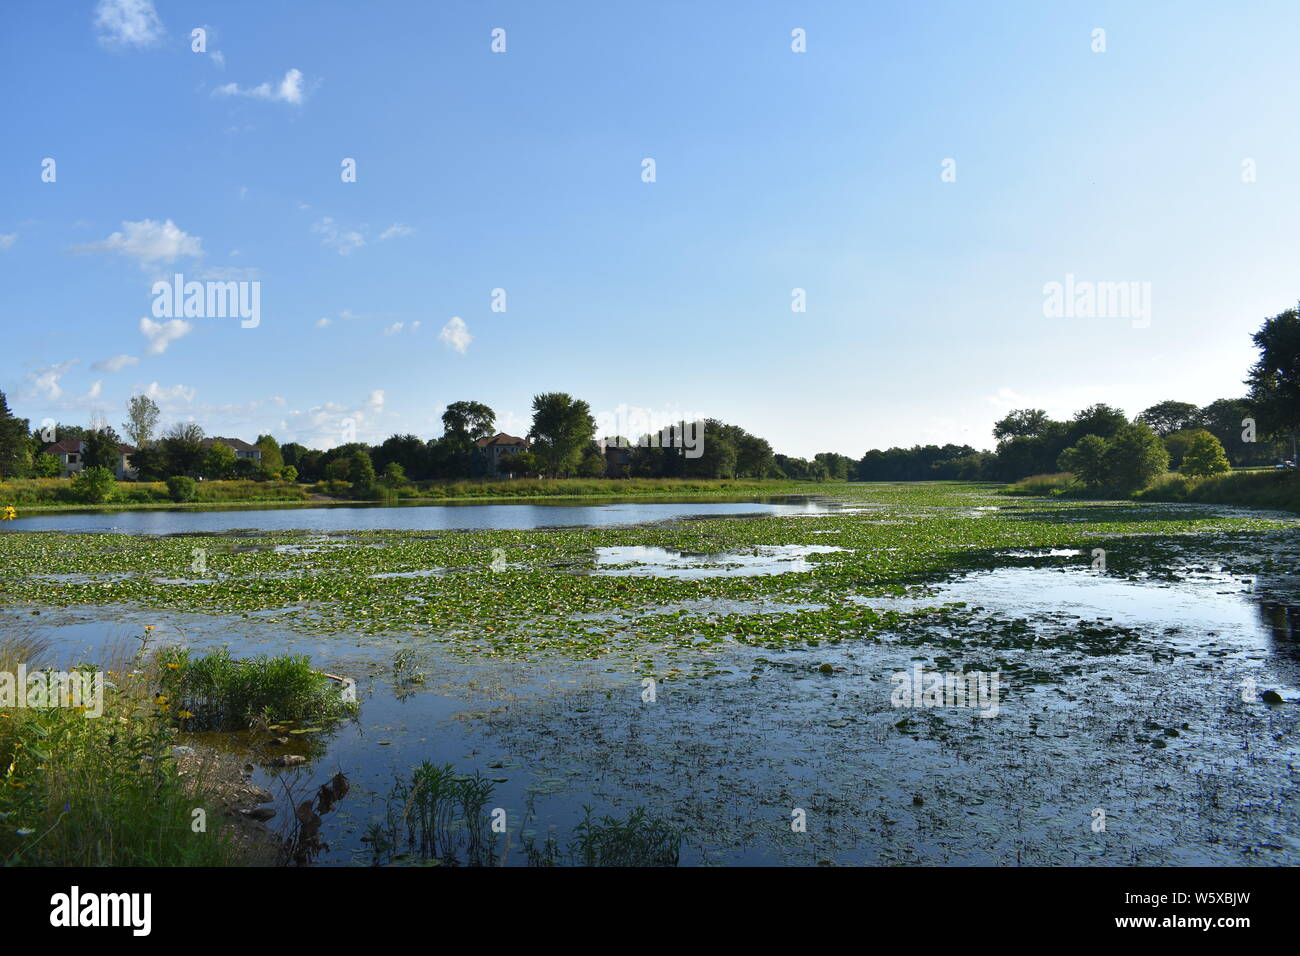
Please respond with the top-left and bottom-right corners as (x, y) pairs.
(242, 807), (276, 822)
(818, 663), (834, 675)
(268, 736), (290, 746)
(271, 754), (307, 767)
(1262, 690), (1285, 704)
(912, 794), (924, 806)
(171, 745), (196, 757)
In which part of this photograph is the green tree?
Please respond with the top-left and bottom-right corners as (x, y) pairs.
(527, 393), (595, 477)
(1058, 434), (1110, 487)
(1246, 305), (1300, 440)
(0, 391), (32, 477)
(280, 465), (298, 483)
(578, 445), (607, 477)
(1136, 400), (1199, 437)
(382, 461), (406, 485)
(1104, 422), (1169, 491)
(161, 423), (205, 477)
(70, 466), (116, 504)
(1162, 429), (1200, 469)
(166, 475), (197, 502)
(255, 434), (284, 476)
(439, 401), (496, 478)
(122, 395), (160, 448)
(1063, 404), (1129, 447)
(1181, 430), (1231, 477)
(32, 453), (62, 478)
(349, 449), (376, 496)
(202, 441), (237, 479)
(81, 426), (122, 471)
(1195, 398), (1261, 465)
(992, 408), (1053, 441)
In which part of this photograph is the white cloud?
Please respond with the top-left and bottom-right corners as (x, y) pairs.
(77, 219), (202, 266)
(210, 50), (225, 69)
(384, 322), (404, 336)
(0, 234), (15, 250)
(213, 68), (305, 105)
(281, 391), (386, 448)
(316, 317), (333, 328)
(378, 223), (414, 241)
(84, 380), (103, 400)
(94, 0), (164, 49)
(27, 360), (78, 400)
(438, 316), (472, 353)
(312, 217), (365, 255)
(92, 354), (139, 373)
(142, 381), (197, 404)
(139, 317), (193, 355)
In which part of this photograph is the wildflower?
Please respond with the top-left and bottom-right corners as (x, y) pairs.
(1, 506), (16, 521)
(166, 661), (179, 670)
(176, 710), (194, 719)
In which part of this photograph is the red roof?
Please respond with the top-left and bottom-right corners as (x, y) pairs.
(41, 439), (135, 456)
(474, 433), (528, 448)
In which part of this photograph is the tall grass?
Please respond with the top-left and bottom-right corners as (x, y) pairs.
(1000, 473), (1080, 497)
(0, 631), (245, 866)
(1135, 469), (1300, 512)
(0, 478), (308, 507)
(153, 647), (357, 731)
(406, 477), (802, 500)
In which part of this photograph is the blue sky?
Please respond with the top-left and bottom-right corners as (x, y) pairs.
(3, 0), (1299, 457)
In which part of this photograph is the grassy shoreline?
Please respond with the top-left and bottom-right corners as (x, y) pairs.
(1002, 468), (1300, 513)
(2, 477), (829, 514)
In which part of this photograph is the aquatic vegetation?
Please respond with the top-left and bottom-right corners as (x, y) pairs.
(366, 762), (498, 866)
(153, 647), (358, 732)
(0, 630), (246, 866)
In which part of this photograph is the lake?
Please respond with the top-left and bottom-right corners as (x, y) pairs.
(7, 495), (842, 534)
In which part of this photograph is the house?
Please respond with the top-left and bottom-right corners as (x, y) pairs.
(200, 437), (263, 461)
(41, 438), (138, 480)
(475, 433), (529, 477)
(598, 438), (634, 478)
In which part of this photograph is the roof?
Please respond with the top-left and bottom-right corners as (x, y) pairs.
(202, 437), (258, 452)
(41, 439), (135, 456)
(475, 433), (529, 448)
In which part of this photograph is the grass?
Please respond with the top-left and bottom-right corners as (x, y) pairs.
(1001, 473), (1080, 496)
(1135, 468), (1300, 512)
(153, 646), (357, 732)
(0, 631), (247, 866)
(1004, 468), (1300, 513)
(0, 477), (309, 510)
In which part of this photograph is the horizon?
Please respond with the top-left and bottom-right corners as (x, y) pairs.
(4, 1), (1299, 457)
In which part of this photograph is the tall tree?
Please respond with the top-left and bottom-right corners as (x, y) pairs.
(122, 394), (161, 448)
(0, 390), (31, 478)
(1135, 400), (1199, 437)
(527, 393), (594, 477)
(1246, 305), (1300, 440)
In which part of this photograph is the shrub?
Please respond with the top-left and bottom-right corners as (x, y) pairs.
(153, 647), (358, 732)
(1181, 431), (1232, 477)
(1057, 435), (1110, 488)
(69, 466), (115, 504)
(167, 475), (197, 502)
(280, 465), (298, 483)
(1104, 422), (1169, 492)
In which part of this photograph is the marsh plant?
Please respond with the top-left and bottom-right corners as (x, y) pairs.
(366, 762), (498, 866)
(0, 631), (244, 866)
(153, 647), (358, 732)
(365, 763), (681, 867)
